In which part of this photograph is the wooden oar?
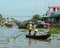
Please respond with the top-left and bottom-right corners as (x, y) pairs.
(9, 32), (26, 39)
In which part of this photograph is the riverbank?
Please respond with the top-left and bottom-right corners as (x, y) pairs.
(48, 27), (60, 34)
(19, 27), (60, 34)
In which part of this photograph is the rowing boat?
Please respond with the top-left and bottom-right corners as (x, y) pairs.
(26, 34), (51, 40)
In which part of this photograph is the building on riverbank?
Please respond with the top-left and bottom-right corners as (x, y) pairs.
(43, 6), (60, 24)
(42, 6), (60, 28)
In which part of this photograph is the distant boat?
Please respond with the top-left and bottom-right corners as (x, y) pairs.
(25, 34), (51, 40)
(5, 23), (13, 28)
(16, 21), (28, 29)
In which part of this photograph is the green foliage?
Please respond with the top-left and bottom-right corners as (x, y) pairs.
(48, 27), (60, 34)
(19, 29), (28, 32)
(13, 37), (16, 43)
(0, 14), (6, 23)
(6, 38), (10, 42)
(0, 14), (2, 19)
(1, 18), (6, 22)
(31, 14), (40, 22)
(57, 38), (60, 40)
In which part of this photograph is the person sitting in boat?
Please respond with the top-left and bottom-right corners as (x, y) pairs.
(27, 21), (33, 35)
(34, 29), (39, 36)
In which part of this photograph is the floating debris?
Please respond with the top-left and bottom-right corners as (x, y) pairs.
(57, 38), (60, 40)
(6, 38), (10, 42)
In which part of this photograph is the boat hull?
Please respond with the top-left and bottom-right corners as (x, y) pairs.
(26, 34), (51, 40)
(5, 23), (13, 28)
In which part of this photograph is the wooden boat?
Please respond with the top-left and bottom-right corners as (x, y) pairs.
(5, 23), (13, 28)
(26, 34), (51, 40)
(16, 21), (28, 29)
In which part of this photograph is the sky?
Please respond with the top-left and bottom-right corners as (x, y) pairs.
(0, 0), (60, 18)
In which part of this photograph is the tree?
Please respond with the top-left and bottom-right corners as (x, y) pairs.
(0, 14), (2, 20)
(31, 14), (40, 22)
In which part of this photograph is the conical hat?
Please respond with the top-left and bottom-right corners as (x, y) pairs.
(29, 21), (32, 23)
(35, 29), (38, 32)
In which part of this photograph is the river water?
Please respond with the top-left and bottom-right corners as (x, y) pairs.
(0, 25), (60, 48)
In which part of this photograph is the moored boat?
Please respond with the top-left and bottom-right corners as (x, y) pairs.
(5, 23), (13, 28)
(26, 34), (51, 40)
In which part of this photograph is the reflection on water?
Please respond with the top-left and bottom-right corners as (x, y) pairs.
(0, 26), (60, 48)
(28, 38), (32, 45)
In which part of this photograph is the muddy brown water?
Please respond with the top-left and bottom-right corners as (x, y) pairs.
(0, 25), (60, 48)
